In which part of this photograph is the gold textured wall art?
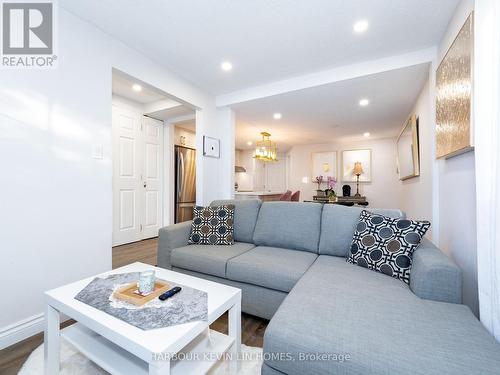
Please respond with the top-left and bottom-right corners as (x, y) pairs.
(436, 13), (474, 159)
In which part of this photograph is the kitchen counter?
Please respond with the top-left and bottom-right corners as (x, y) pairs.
(235, 191), (284, 201)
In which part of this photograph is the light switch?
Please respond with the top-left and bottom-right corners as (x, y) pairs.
(91, 143), (103, 159)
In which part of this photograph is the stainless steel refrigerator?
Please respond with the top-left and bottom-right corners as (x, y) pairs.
(175, 146), (196, 223)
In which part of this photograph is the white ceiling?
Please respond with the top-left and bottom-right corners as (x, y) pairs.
(112, 72), (169, 104)
(234, 63), (430, 150)
(112, 70), (195, 121)
(61, 0), (459, 95)
(147, 106), (194, 122)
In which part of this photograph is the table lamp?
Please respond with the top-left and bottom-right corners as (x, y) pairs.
(353, 162), (363, 198)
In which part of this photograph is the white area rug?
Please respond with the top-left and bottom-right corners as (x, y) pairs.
(19, 330), (263, 375)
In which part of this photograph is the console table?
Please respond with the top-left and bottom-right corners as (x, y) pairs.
(306, 196), (368, 206)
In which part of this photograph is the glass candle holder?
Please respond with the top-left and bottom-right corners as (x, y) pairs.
(138, 270), (156, 295)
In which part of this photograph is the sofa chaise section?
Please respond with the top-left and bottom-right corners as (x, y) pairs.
(263, 255), (500, 375)
(318, 204), (462, 303)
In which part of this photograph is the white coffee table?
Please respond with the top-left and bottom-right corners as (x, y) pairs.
(44, 262), (242, 375)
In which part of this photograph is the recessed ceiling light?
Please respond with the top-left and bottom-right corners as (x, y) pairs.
(359, 98), (370, 107)
(353, 19), (369, 33)
(363, 132), (371, 137)
(273, 113), (282, 120)
(247, 141), (253, 146)
(132, 84), (142, 92)
(221, 61), (233, 71)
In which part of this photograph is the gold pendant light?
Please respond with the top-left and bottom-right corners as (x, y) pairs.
(253, 132), (278, 162)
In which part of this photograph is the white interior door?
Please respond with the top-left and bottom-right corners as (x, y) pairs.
(142, 117), (163, 239)
(112, 105), (142, 246)
(112, 106), (164, 246)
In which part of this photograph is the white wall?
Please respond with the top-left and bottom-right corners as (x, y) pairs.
(391, 0), (478, 315)
(174, 127), (196, 148)
(287, 138), (401, 209)
(215, 107), (236, 200)
(0, 7), (230, 348)
(195, 107), (235, 204)
(397, 76), (434, 238)
(435, 0), (478, 316)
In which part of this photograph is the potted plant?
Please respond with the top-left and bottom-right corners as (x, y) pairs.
(315, 176), (325, 196)
(326, 176), (337, 202)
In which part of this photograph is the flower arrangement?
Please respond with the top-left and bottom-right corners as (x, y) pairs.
(327, 176), (337, 190)
(326, 176), (337, 201)
(315, 175), (324, 190)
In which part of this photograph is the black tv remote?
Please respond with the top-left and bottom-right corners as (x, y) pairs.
(159, 286), (182, 301)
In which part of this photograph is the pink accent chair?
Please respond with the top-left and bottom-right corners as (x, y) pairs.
(279, 190), (292, 201)
(290, 191), (301, 202)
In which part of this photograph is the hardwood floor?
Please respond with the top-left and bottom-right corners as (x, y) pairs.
(0, 320), (75, 375)
(112, 237), (158, 268)
(0, 238), (268, 374)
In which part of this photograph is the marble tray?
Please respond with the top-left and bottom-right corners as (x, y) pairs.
(74, 272), (208, 330)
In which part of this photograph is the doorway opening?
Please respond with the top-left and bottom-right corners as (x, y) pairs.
(111, 69), (195, 247)
(173, 120), (196, 223)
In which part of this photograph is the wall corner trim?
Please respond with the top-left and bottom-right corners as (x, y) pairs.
(0, 313), (44, 350)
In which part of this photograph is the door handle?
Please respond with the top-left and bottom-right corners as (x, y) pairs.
(179, 152), (185, 197)
(143, 182), (147, 188)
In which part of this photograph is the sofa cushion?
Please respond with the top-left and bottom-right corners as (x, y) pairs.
(188, 205), (235, 245)
(263, 255), (500, 375)
(347, 210), (430, 284)
(226, 246), (317, 292)
(211, 199), (262, 243)
(252, 202), (323, 253)
(319, 204), (405, 257)
(170, 242), (254, 278)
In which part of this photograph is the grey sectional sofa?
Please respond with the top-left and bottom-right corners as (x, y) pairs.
(158, 200), (500, 375)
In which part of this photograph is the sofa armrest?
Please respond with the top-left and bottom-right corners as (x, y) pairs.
(157, 221), (192, 269)
(410, 238), (462, 304)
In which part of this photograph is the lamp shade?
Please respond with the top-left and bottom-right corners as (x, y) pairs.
(353, 162), (363, 176)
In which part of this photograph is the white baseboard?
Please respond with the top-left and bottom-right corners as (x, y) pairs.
(0, 314), (45, 350)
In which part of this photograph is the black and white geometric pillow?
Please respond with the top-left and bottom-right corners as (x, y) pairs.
(347, 210), (431, 284)
(188, 205), (235, 245)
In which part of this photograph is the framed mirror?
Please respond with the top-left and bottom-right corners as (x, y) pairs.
(396, 115), (420, 180)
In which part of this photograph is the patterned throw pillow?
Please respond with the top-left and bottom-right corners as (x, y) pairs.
(188, 205), (235, 245)
(347, 210), (430, 284)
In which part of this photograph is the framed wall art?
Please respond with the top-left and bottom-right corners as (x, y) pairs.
(435, 13), (474, 159)
(396, 115), (420, 180)
(341, 149), (372, 183)
(311, 151), (337, 180)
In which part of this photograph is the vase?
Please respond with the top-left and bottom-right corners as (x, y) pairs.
(316, 190), (326, 197)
